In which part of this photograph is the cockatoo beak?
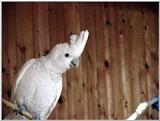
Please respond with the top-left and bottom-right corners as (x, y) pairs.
(70, 58), (79, 68)
(70, 30), (89, 57)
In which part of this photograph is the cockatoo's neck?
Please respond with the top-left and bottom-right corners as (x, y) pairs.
(39, 54), (66, 75)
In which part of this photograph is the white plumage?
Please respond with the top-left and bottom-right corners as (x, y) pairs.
(5, 30), (89, 120)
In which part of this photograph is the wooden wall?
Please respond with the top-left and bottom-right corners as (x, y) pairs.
(2, 2), (159, 119)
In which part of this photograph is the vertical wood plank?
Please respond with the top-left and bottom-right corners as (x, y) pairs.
(118, 3), (130, 118)
(7, 3), (17, 98)
(95, 3), (109, 119)
(104, 3), (114, 119)
(79, 3), (99, 119)
(48, 3), (57, 48)
(144, 4), (159, 119)
(120, 3), (134, 117)
(34, 3), (50, 56)
(107, 3), (124, 119)
(135, 4), (149, 119)
(32, 3), (40, 58)
(16, 2), (33, 69)
(2, 3), (12, 118)
(33, 3), (50, 58)
(115, 3), (129, 118)
(129, 4), (141, 117)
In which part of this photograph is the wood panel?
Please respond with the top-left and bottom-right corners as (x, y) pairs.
(120, 3), (134, 118)
(144, 4), (159, 119)
(2, 3), (12, 119)
(104, 5), (115, 120)
(109, 4), (125, 119)
(2, 2), (159, 120)
(33, 3), (50, 57)
(95, 3), (110, 119)
(79, 3), (99, 119)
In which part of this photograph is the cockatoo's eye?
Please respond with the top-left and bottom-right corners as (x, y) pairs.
(65, 53), (70, 57)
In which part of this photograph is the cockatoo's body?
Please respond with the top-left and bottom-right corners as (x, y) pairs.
(5, 30), (89, 120)
(13, 57), (62, 119)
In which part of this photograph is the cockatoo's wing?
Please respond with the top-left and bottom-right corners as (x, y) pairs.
(44, 80), (62, 119)
(11, 59), (36, 101)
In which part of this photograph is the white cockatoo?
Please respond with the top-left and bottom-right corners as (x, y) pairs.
(5, 30), (89, 120)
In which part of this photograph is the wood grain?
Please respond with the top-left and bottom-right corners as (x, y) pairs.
(2, 2), (159, 120)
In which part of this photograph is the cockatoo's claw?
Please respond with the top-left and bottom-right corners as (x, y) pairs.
(32, 112), (41, 120)
(15, 105), (26, 115)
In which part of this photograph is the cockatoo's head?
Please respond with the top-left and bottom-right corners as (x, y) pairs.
(49, 30), (89, 73)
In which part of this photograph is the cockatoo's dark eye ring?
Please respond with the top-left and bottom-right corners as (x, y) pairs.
(65, 53), (69, 57)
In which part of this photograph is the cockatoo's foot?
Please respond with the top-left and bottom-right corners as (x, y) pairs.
(32, 112), (41, 120)
(15, 105), (26, 115)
